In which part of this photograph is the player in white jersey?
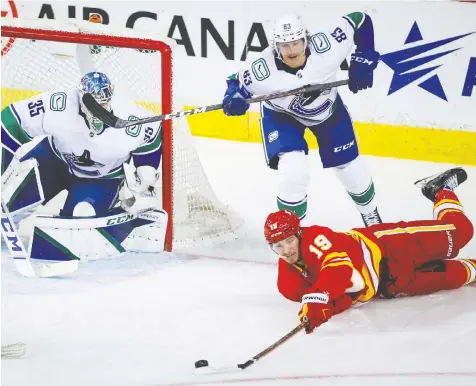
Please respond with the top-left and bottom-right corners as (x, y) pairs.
(222, 13), (382, 227)
(1, 72), (162, 217)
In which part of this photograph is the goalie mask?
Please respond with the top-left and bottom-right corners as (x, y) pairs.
(78, 72), (114, 136)
(273, 14), (308, 62)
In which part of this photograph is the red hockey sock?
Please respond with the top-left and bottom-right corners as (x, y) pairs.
(455, 259), (476, 286)
(407, 259), (476, 296)
(430, 259), (476, 290)
(433, 190), (463, 220)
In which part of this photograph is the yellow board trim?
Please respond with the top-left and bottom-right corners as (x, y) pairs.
(3, 86), (475, 166)
(186, 109), (476, 166)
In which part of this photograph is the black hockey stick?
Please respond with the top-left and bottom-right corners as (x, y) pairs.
(193, 322), (307, 375)
(82, 79), (349, 129)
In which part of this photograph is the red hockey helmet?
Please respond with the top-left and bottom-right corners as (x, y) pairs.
(264, 209), (301, 244)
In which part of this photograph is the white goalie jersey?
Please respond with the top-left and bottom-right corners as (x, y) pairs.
(4, 89), (162, 179)
(237, 17), (355, 126)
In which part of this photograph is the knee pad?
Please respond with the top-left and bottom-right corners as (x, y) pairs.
(454, 213), (474, 249)
(333, 157), (377, 214)
(333, 157), (372, 192)
(72, 202), (96, 216)
(2, 158), (44, 215)
(277, 151), (310, 203)
(439, 212), (474, 254)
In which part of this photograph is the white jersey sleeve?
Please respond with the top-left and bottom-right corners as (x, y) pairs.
(117, 100), (162, 169)
(128, 104), (162, 152)
(307, 16), (355, 75)
(2, 88), (163, 179)
(231, 16), (357, 126)
(2, 91), (56, 141)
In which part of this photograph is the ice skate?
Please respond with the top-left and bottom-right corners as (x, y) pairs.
(361, 207), (382, 227)
(414, 168), (467, 202)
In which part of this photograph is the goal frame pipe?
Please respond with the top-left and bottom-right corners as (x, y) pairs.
(1, 24), (175, 251)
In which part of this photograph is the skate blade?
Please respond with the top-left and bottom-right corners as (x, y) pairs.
(414, 173), (439, 188)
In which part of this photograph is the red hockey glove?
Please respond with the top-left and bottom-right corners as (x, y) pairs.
(331, 293), (353, 315)
(298, 292), (333, 334)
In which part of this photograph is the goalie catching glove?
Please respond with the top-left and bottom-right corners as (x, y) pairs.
(121, 163), (161, 215)
(124, 164), (159, 196)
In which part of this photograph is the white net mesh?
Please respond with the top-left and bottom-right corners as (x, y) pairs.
(1, 18), (243, 250)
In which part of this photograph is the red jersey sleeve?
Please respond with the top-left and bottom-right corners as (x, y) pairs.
(277, 259), (312, 302)
(301, 226), (355, 301)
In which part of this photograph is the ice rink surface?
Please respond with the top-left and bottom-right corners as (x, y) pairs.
(2, 138), (475, 386)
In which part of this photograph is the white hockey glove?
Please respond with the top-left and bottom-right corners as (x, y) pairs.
(124, 163), (159, 197)
(122, 163), (161, 215)
(121, 195), (161, 215)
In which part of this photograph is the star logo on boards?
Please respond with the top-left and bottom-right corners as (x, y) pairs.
(380, 22), (475, 101)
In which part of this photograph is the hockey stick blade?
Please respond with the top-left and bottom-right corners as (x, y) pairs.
(83, 79), (349, 129)
(193, 322), (306, 376)
(33, 259), (79, 278)
(193, 359), (258, 375)
(1, 200), (79, 278)
(193, 365), (242, 375)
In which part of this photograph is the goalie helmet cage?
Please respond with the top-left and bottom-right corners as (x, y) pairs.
(1, 18), (243, 251)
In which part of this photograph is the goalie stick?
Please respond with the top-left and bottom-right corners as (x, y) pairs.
(82, 79), (349, 128)
(1, 199), (79, 278)
(193, 322), (307, 375)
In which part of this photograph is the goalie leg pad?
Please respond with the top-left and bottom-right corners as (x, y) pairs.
(29, 207), (168, 262)
(3, 137), (72, 215)
(1, 145), (15, 175)
(276, 151), (309, 219)
(61, 177), (123, 216)
(19, 137), (72, 199)
(2, 158), (44, 216)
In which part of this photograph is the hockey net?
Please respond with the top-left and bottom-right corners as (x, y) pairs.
(1, 18), (243, 251)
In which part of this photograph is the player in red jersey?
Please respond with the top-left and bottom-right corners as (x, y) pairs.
(264, 168), (475, 334)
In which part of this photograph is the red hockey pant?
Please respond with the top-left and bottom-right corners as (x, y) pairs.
(371, 190), (474, 297)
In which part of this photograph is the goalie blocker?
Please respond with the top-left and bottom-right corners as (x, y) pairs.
(2, 154), (167, 274)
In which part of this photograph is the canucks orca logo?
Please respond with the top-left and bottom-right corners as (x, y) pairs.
(381, 22), (475, 101)
(63, 150), (104, 176)
(298, 89), (330, 106)
(65, 150), (104, 167)
(289, 88), (332, 116)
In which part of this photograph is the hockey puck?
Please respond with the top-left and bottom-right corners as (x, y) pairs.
(194, 359), (209, 368)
